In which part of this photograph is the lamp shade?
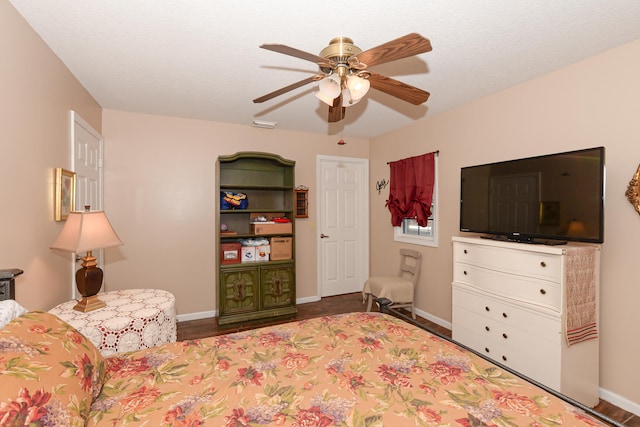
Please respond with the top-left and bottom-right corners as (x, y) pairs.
(342, 88), (362, 107)
(315, 91), (336, 106)
(51, 210), (123, 253)
(318, 74), (341, 99)
(347, 75), (370, 100)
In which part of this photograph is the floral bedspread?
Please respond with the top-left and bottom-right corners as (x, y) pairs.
(87, 312), (606, 426)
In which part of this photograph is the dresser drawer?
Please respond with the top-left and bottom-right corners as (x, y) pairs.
(453, 262), (561, 311)
(452, 321), (560, 389)
(452, 284), (561, 343)
(453, 303), (560, 354)
(454, 242), (562, 282)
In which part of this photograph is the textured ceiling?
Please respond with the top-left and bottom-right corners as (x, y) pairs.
(9, 0), (640, 139)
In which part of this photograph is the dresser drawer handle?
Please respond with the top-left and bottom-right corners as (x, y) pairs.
(485, 326), (490, 331)
(502, 312), (508, 318)
(540, 288), (546, 295)
(485, 347), (490, 353)
(463, 270), (468, 275)
(502, 355), (507, 362)
(502, 333), (508, 339)
(540, 261), (547, 267)
(464, 249), (468, 254)
(485, 306), (490, 312)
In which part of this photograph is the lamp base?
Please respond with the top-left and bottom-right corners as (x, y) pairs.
(73, 295), (106, 312)
(74, 252), (106, 312)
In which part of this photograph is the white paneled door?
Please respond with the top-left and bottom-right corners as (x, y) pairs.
(72, 112), (103, 212)
(70, 111), (104, 298)
(317, 156), (369, 297)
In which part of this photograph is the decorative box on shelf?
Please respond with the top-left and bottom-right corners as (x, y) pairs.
(251, 222), (292, 235)
(220, 242), (242, 265)
(270, 237), (292, 260)
(256, 245), (270, 261)
(249, 212), (292, 235)
(241, 246), (256, 262)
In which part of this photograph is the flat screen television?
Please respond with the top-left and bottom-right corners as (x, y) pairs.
(460, 147), (605, 244)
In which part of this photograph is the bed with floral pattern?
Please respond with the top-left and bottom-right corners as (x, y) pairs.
(0, 310), (614, 426)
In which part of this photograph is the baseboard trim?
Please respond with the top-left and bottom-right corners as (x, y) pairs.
(599, 388), (640, 416)
(175, 300), (451, 328)
(296, 295), (321, 304)
(177, 310), (216, 323)
(176, 296), (321, 323)
(414, 307), (452, 330)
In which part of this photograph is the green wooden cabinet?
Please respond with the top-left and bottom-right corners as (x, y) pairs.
(216, 152), (297, 325)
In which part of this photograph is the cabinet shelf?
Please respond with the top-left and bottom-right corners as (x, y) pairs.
(220, 184), (294, 191)
(219, 259), (293, 268)
(220, 209), (293, 214)
(221, 233), (292, 240)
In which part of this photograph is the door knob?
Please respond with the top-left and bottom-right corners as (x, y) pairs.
(320, 234), (330, 238)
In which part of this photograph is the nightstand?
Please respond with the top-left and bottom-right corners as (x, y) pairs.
(49, 288), (176, 355)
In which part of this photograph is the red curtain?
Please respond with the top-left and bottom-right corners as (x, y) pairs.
(385, 152), (435, 227)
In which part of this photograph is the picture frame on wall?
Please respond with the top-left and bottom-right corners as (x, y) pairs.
(55, 168), (76, 221)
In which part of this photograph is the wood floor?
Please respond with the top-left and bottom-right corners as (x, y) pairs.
(177, 292), (638, 427)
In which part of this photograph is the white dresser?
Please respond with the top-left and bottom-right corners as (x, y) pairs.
(451, 236), (600, 407)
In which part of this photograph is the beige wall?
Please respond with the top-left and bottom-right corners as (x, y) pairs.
(3, 0), (639, 411)
(101, 110), (369, 316)
(0, 2), (102, 310)
(370, 39), (640, 408)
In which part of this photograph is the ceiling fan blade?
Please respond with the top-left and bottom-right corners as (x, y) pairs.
(260, 44), (336, 68)
(367, 72), (430, 105)
(350, 33), (432, 69)
(253, 76), (320, 103)
(328, 95), (345, 122)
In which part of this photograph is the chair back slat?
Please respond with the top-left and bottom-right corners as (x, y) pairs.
(399, 249), (422, 286)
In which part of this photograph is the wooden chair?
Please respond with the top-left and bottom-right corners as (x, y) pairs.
(362, 248), (422, 319)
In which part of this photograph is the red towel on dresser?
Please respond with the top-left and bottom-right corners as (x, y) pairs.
(564, 246), (598, 346)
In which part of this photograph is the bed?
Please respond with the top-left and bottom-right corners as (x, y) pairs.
(0, 307), (620, 427)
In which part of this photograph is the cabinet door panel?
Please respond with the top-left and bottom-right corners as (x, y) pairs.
(220, 267), (258, 315)
(260, 264), (294, 309)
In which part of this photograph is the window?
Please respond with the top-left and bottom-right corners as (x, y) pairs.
(393, 156), (438, 247)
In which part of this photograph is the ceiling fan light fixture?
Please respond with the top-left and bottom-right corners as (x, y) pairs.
(347, 75), (370, 100)
(318, 74), (341, 99)
(341, 88), (361, 107)
(315, 91), (335, 106)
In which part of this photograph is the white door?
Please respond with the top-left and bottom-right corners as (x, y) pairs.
(70, 111), (104, 298)
(72, 112), (103, 212)
(317, 156), (369, 297)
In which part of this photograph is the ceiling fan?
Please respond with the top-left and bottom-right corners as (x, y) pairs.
(253, 33), (432, 123)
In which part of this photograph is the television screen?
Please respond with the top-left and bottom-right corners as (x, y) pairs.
(460, 147), (605, 244)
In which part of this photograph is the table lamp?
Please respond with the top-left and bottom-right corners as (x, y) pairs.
(51, 206), (123, 312)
